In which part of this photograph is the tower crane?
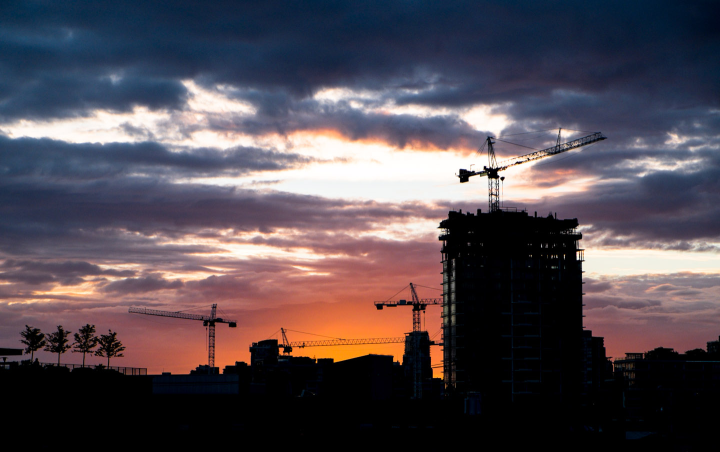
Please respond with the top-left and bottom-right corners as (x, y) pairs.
(279, 328), (404, 355)
(129, 304), (236, 368)
(374, 282), (442, 332)
(375, 283), (442, 399)
(458, 129), (607, 212)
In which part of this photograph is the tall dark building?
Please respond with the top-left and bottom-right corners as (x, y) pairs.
(402, 331), (432, 398)
(581, 330), (611, 406)
(439, 209), (584, 408)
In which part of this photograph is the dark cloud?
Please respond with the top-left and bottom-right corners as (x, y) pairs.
(646, 284), (676, 293)
(119, 122), (156, 141)
(583, 278), (613, 294)
(103, 275), (184, 294)
(0, 1), (716, 135)
(245, 231), (439, 261)
(0, 75), (188, 120)
(494, 93), (720, 149)
(583, 272), (720, 314)
(585, 295), (662, 310)
(0, 259), (134, 286)
(0, 2), (716, 199)
(0, 157), (445, 261)
(205, 98), (486, 150)
(0, 135), (313, 180)
(1, 179), (440, 234)
(671, 289), (704, 297)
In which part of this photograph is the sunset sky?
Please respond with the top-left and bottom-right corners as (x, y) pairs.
(2, 1), (719, 374)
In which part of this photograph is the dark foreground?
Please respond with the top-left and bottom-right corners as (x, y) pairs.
(3, 367), (715, 450)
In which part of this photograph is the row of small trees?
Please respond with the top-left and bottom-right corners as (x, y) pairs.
(19, 324), (125, 367)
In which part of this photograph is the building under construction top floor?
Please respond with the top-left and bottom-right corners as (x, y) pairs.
(439, 208), (584, 409)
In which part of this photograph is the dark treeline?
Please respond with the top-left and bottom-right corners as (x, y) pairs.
(19, 324), (125, 367)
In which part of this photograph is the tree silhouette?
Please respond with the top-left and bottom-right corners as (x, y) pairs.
(20, 325), (46, 361)
(95, 330), (125, 367)
(44, 325), (71, 365)
(73, 324), (98, 367)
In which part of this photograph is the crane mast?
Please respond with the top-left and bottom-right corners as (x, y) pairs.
(458, 129), (607, 212)
(129, 304), (237, 369)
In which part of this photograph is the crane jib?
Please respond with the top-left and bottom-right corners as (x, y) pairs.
(497, 132), (606, 170)
(288, 337), (406, 348)
(128, 306), (236, 324)
(457, 131), (606, 182)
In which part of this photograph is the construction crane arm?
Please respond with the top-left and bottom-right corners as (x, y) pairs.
(374, 298), (442, 308)
(288, 337), (405, 348)
(495, 131), (606, 172)
(458, 131), (606, 183)
(128, 307), (237, 326)
(375, 283), (443, 333)
(279, 329), (406, 354)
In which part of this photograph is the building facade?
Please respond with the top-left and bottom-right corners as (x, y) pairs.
(439, 209), (584, 408)
(402, 331), (433, 398)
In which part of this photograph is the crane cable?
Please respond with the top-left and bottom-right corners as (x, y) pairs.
(485, 128), (600, 156)
(412, 283), (442, 292)
(175, 304), (214, 313)
(284, 329), (345, 341)
(383, 284), (410, 302)
(264, 328), (281, 340)
(492, 138), (541, 152)
(496, 128), (557, 138)
(217, 307), (232, 319)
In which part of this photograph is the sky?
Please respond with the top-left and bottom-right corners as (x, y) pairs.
(1, 0), (719, 373)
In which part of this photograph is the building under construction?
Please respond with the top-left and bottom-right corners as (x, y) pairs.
(439, 209), (584, 408)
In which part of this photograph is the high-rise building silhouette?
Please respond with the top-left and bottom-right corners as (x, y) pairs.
(439, 209), (584, 408)
(402, 331), (432, 398)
